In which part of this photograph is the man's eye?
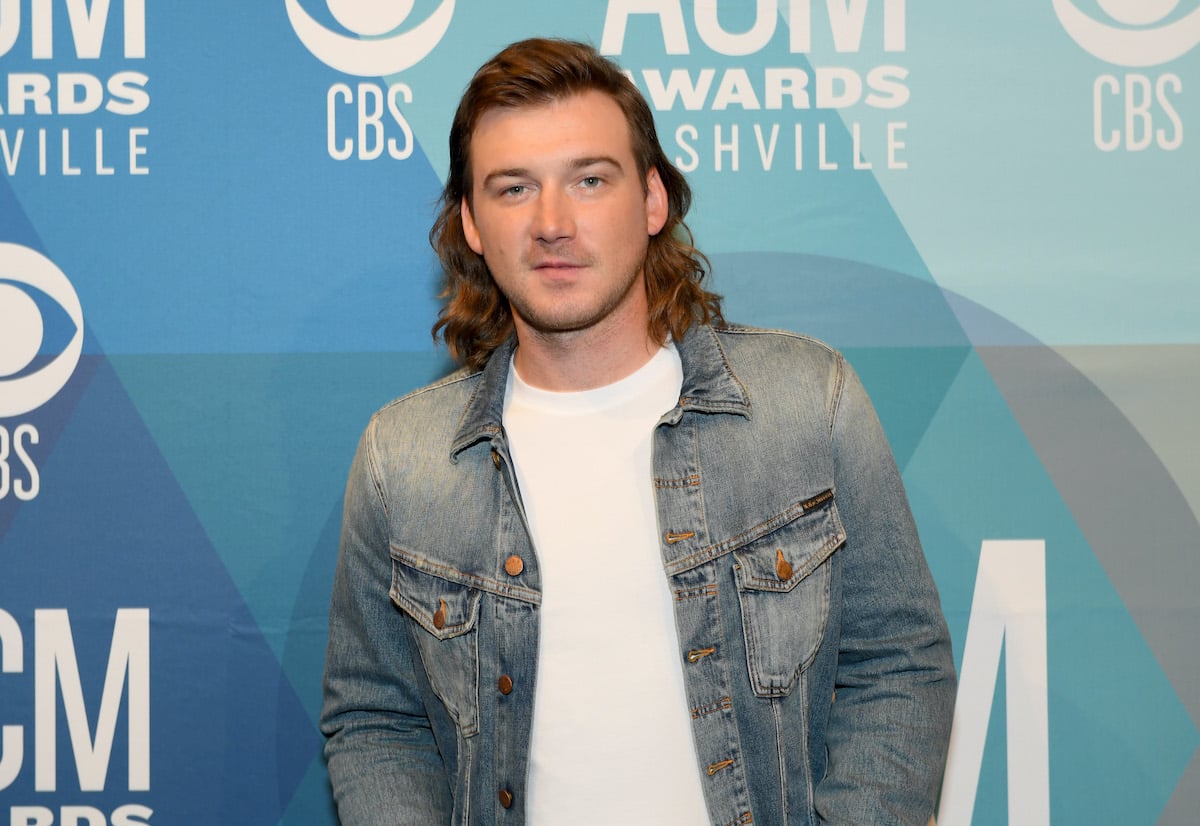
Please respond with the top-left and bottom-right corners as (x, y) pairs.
(503, 185), (527, 196)
(580, 176), (602, 188)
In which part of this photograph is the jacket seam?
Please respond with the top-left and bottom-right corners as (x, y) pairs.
(364, 416), (390, 521)
(391, 546), (542, 605)
(374, 365), (480, 416)
(827, 352), (847, 441)
(772, 696), (789, 824)
(714, 324), (839, 356)
(665, 497), (833, 576)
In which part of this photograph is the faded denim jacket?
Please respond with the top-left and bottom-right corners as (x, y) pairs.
(321, 324), (956, 826)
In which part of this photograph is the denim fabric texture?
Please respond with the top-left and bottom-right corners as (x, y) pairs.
(321, 324), (957, 825)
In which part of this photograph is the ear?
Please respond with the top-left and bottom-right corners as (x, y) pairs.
(644, 167), (668, 237)
(461, 196), (484, 254)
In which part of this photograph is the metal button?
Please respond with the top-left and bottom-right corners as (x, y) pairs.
(499, 788), (514, 809)
(775, 549), (793, 581)
(498, 675), (513, 695)
(432, 599), (446, 630)
(504, 555), (524, 576)
(491, 449), (502, 470)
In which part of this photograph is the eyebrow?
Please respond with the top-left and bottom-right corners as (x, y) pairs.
(480, 155), (625, 190)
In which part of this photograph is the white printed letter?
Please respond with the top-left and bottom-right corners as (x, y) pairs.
(937, 540), (1049, 826)
(0, 609), (24, 790)
(35, 608), (151, 792)
(695, 0), (776, 56)
(0, 0), (19, 59)
(601, 0), (689, 54)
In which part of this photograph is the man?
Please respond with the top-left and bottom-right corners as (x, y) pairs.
(322, 38), (956, 825)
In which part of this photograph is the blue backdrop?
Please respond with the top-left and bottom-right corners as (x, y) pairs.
(1, 2), (1197, 823)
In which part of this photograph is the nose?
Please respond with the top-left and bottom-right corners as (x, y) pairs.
(532, 187), (575, 244)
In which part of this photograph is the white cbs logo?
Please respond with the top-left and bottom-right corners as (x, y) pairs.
(1054, 0), (1193, 150)
(1053, 0), (1200, 67)
(286, 0), (455, 76)
(0, 243), (84, 419)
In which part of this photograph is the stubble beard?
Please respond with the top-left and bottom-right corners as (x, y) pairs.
(504, 249), (646, 338)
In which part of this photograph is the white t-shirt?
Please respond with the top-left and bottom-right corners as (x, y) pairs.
(503, 345), (710, 824)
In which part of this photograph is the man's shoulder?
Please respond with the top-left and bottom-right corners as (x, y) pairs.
(708, 323), (844, 372)
(694, 324), (851, 419)
(375, 365), (479, 416)
(711, 322), (838, 351)
(361, 365), (484, 447)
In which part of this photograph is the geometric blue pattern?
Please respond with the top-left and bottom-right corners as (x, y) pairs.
(2, 2), (1196, 821)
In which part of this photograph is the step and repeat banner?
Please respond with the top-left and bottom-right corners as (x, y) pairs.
(1, 2), (1198, 824)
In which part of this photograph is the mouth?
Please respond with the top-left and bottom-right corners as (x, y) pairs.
(532, 259), (586, 271)
(531, 260), (589, 283)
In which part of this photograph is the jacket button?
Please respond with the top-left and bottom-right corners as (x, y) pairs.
(504, 555), (524, 576)
(491, 449), (502, 470)
(775, 549), (793, 581)
(498, 675), (514, 695)
(432, 599), (447, 630)
(499, 788), (514, 809)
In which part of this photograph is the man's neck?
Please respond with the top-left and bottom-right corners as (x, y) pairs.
(511, 320), (660, 392)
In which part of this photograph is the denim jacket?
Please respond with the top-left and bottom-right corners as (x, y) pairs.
(321, 324), (956, 826)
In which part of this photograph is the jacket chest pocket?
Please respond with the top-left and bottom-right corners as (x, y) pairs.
(390, 555), (482, 736)
(732, 493), (845, 698)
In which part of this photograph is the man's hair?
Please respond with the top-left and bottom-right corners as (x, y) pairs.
(430, 37), (723, 370)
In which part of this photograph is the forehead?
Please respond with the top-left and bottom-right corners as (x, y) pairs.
(468, 91), (636, 174)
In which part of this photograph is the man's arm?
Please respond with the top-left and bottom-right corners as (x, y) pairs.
(814, 357), (957, 825)
(321, 422), (453, 825)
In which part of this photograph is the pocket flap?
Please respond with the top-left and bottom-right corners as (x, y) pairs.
(390, 561), (481, 641)
(733, 489), (845, 593)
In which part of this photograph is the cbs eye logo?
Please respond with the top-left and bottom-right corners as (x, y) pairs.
(0, 243), (84, 420)
(286, 0), (456, 76)
(1053, 0), (1200, 66)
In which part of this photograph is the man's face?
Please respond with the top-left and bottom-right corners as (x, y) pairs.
(461, 91), (668, 343)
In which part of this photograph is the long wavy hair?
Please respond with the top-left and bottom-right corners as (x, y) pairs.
(430, 38), (723, 370)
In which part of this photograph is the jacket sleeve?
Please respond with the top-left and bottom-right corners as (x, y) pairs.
(813, 357), (957, 825)
(320, 420), (454, 825)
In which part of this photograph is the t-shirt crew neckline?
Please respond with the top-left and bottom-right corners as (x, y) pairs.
(506, 342), (680, 414)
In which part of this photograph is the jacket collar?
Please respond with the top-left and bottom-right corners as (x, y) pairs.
(449, 324), (750, 459)
(674, 324), (751, 418)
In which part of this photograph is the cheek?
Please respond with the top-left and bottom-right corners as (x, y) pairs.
(610, 202), (653, 249)
(479, 212), (525, 249)
(476, 226), (523, 270)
